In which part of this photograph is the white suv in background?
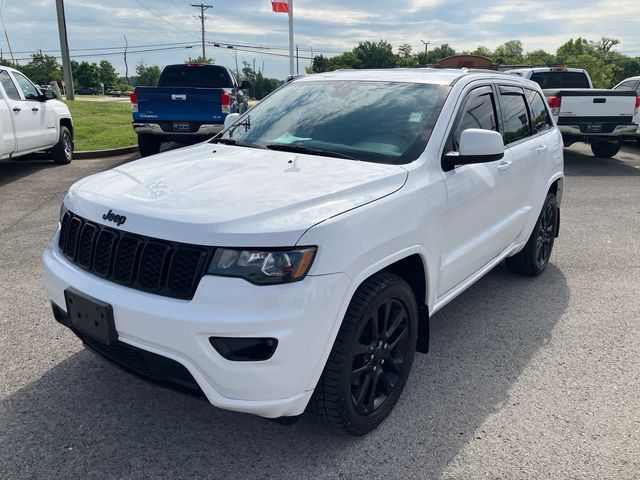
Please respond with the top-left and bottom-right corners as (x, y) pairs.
(43, 69), (564, 435)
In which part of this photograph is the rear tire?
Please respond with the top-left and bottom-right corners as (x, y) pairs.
(138, 134), (162, 157)
(309, 272), (418, 435)
(51, 126), (73, 165)
(590, 141), (620, 158)
(506, 192), (558, 276)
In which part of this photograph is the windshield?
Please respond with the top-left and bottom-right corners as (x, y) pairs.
(529, 72), (590, 89)
(215, 80), (451, 165)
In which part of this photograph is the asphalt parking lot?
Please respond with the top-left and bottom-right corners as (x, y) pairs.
(1, 143), (639, 480)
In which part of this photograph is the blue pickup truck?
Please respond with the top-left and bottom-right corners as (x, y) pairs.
(131, 64), (250, 156)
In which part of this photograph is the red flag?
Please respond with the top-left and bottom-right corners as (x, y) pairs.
(271, 1), (289, 13)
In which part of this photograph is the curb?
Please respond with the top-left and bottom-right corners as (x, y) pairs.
(74, 145), (138, 160)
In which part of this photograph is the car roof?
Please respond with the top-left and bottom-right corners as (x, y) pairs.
(296, 68), (523, 86)
(505, 67), (587, 74)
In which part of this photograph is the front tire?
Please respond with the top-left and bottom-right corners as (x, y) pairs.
(590, 141), (620, 158)
(506, 192), (558, 276)
(51, 126), (73, 165)
(138, 134), (162, 157)
(309, 272), (418, 435)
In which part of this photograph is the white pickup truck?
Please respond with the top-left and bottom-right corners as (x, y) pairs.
(0, 66), (74, 164)
(506, 67), (639, 157)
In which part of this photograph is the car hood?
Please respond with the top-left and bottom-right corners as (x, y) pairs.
(65, 143), (408, 246)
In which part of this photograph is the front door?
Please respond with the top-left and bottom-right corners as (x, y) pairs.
(438, 85), (510, 296)
(8, 71), (57, 152)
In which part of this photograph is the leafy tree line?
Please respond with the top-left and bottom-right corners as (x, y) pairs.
(309, 37), (640, 88)
(0, 53), (281, 98)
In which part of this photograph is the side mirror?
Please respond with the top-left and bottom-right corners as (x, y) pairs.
(443, 129), (504, 170)
(224, 113), (241, 130)
(43, 89), (57, 101)
(240, 80), (251, 90)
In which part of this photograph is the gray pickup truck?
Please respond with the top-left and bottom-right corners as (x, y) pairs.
(131, 64), (250, 156)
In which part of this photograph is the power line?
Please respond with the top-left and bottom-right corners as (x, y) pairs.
(133, 0), (195, 35)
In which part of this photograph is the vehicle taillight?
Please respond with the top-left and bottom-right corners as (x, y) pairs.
(547, 95), (561, 117)
(130, 91), (138, 113)
(635, 96), (640, 114)
(221, 92), (231, 114)
(550, 66), (568, 72)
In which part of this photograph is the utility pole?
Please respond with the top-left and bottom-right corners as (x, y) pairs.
(191, 3), (212, 61)
(55, 0), (74, 99)
(296, 44), (299, 74)
(421, 39), (430, 66)
(288, 0), (294, 76)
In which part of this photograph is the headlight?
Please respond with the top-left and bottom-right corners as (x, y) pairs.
(207, 247), (317, 285)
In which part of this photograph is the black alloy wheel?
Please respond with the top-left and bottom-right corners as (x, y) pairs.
(535, 199), (556, 270)
(309, 272), (418, 435)
(506, 192), (558, 276)
(351, 299), (411, 415)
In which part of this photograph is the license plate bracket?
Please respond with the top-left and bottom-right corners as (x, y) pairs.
(173, 121), (190, 132)
(586, 124), (602, 133)
(64, 289), (117, 345)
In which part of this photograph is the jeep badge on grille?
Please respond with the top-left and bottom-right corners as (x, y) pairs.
(102, 209), (127, 226)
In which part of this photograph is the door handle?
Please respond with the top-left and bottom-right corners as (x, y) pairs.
(497, 160), (513, 172)
(12, 107), (21, 112)
(535, 145), (549, 154)
(32, 107), (39, 112)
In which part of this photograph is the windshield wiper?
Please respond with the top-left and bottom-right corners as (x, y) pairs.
(265, 144), (356, 160)
(211, 138), (266, 149)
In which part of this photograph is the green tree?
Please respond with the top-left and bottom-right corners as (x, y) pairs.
(20, 52), (62, 85)
(135, 62), (162, 86)
(556, 38), (594, 61)
(471, 45), (493, 58)
(310, 54), (330, 73)
(524, 49), (557, 67)
(72, 61), (101, 88)
(418, 43), (456, 64)
(186, 55), (215, 64)
(327, 51), (359, 70)
(352, 40), (397, 69)
(493, 40), (524, 64)
(98, 60), (118, 87)
(397, 44), (413, 58)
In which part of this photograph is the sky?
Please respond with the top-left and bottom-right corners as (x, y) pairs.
(2, 0), (640, 80)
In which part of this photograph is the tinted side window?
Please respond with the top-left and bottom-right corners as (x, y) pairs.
(0, 71), (21, 100)
(499, 88), (531, 144)
(525, 89), (552, 133)
(614, 80), (637, 91)
(12, 72), (40, 100)
(452, 88), (498, 150)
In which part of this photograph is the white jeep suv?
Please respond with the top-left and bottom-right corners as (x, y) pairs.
(43, 69), (564, 435)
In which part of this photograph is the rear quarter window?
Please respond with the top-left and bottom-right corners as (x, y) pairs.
(525, 89), (553, 133)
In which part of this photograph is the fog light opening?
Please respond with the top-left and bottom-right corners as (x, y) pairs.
(209, 337), (278, 362)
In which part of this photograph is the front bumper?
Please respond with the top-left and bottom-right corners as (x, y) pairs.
(42, 239), (350, 418)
